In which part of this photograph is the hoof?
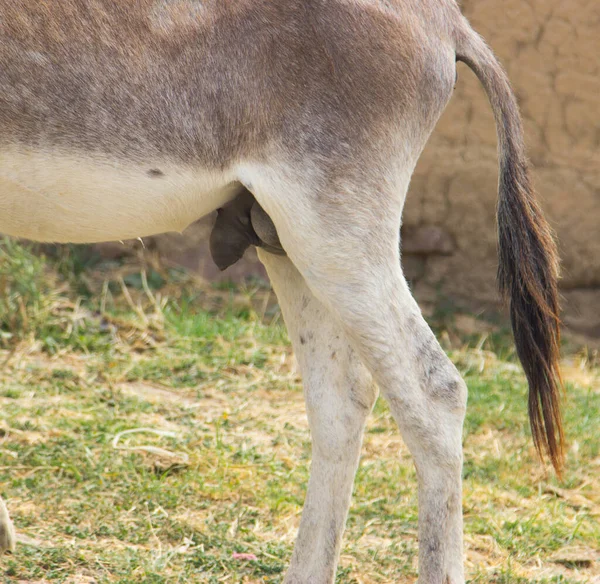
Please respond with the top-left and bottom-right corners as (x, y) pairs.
(0, 498), (16, 553)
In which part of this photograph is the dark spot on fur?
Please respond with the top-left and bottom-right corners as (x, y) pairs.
(350, 386), (371, 411)
(147, 168), (164, 177)
(442, 380), (460, 394)
(331, 351), (336, 359)
(299, 335), (306, 345)
(425, 537), (441, 556)
(413, 332), (465, 406)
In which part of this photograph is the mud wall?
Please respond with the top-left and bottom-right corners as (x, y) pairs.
(403, 0), (600, 336)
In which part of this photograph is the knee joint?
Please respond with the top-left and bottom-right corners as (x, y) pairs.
(417, 337), (467, 413)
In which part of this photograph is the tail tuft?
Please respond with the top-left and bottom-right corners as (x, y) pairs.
(497, 147), (564, 473)
(456, 25), (564, 474)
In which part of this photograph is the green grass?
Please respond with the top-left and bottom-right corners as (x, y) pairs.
(0, 238), (598, 583)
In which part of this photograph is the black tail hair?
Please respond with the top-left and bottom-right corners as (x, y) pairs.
(456, 25), (564, 474)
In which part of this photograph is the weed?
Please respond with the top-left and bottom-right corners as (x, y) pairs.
(0, 239), (598, 583)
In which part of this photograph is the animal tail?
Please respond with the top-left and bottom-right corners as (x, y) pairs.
(454, 22), (564, 474)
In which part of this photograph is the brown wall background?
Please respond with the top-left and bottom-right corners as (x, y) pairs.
(102, 0), (600, 336)
(402, 0), (600, 336)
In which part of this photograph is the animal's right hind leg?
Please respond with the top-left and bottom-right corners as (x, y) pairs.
(0, 497), (16, 553)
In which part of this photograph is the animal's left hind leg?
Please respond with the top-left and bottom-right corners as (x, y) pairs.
(0, 497), (16, 553)
(258, 250), (377, 584)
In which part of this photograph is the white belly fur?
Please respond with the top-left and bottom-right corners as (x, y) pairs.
(0, 147), (237, 243)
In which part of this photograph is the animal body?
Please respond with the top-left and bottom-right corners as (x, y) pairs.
(0, 1), (563, 582)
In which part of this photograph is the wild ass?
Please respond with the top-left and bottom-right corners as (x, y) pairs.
(0, 1), (563, 582)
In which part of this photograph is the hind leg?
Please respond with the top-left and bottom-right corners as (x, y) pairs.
(244, 164), (467, 583)
(258, 250), (377, 583)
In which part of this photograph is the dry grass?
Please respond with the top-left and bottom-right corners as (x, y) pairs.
(0, 241), (598, 583)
